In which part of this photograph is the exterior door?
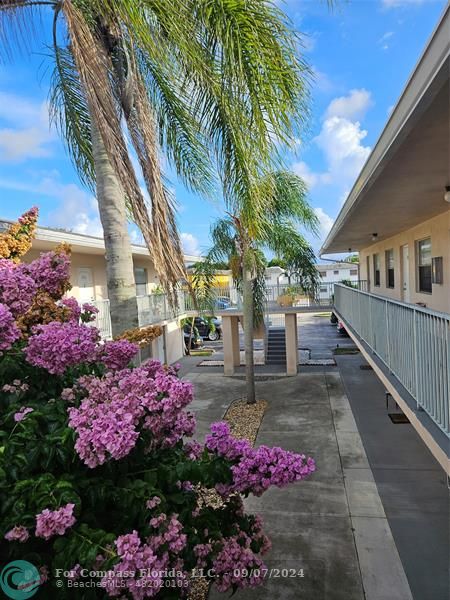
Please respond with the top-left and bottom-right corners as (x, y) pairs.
(78, 267), (95, 302)
(401, 245), (410, 303)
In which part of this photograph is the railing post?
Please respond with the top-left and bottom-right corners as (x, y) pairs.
(385, 299), (391, 372)
(413, 308), (420, 411)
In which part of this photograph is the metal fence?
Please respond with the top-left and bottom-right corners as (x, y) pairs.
(183, 281), (368, 313)
(92, 291), (186, 339)
(91, 299), (112, 340)
(334, 284), (450, 436)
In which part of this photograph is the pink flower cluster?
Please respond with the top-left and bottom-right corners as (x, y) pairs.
(14, 406), (33, 422)
(4, 525), (30, 543)
(206, 422), (315, 496)
(0, 261), (36, 316)
(97, 339), (139, 370)
(0, 304), (20, 353)
(102, 517), (188, 598)
(2, 379), (29, 393)
(24, 249), (70, 297)
(24, 321), (99, 374)
(35, 503), (76, 540)
(60, 298), (99, 324)
(68, 361), (195, 468)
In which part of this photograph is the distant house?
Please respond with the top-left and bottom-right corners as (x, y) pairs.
(264, 263), (359, 289)
(1, 221), (199, 364)
(321, 6), (449, 472)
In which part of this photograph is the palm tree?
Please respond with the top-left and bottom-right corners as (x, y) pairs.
(0, 1), (309, 336)
(202, 171), (319, 403)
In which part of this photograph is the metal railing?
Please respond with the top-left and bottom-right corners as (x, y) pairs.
(91, 299), (112, 340)
(334, 284), (450, 436)
(183, 281), (368, 313)
(92, 291), (186, 339)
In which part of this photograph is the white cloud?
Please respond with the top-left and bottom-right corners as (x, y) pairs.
(314, 207), (334, 238)
(315, 116), (371, 183)
(0, 93), (55, 162)
(0, 174), (103, 237)
(291, 161), (330, 189)
(180, 232), (201, 256)
(378, 31), (394, 50)
(325, 88), (373, 121)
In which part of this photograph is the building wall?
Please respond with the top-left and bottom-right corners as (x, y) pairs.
(24, 248), (159, 301)
(359, 210), (450, 313)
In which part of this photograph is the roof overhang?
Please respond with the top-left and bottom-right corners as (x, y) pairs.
(321, 6), (450, 255)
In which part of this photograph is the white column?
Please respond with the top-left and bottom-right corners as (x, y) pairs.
(285, 313), (298, 376)
(223, 315), (240, 375)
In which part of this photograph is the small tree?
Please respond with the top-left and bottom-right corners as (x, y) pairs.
(201, 172), (319, 404)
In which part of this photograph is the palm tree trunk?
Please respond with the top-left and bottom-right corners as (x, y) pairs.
(91, 120), (139, 337)
(242, 253), (256, 404)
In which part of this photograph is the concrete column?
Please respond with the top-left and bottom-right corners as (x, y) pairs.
(285, 313), (298, 376)
(223, 315), (240, 375)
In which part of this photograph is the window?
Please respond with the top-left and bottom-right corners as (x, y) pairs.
(333, 270), (339, 275)
(385, 249), (394, 288)
(319, 272), (326, 278)
(134, 267), (148, 296)
(417, 238), (432, 294)
(373, 254), (380, 286)
(350, 269), (358, 276)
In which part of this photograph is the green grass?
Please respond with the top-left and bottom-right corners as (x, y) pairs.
(333, 347), (360, 355)
(190, 349), (214, 356)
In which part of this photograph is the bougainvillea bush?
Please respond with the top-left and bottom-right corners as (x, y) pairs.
(0, 211), (315, 599)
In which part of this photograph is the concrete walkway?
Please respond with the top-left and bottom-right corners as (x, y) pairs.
(183, 369), (413, 600)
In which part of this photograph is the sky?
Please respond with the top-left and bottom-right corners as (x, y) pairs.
(0, 0), (447, 259)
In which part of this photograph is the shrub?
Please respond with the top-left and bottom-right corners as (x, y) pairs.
(0, 211), (315, 599)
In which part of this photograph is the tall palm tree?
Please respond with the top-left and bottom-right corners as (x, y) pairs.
(202, 171), (319, 403)
(0, 1), (309, 336)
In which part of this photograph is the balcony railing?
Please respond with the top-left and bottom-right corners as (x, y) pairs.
(92, 291), (186, 340)
(183, 281), (368, 313)
(334, 284), (450, 436)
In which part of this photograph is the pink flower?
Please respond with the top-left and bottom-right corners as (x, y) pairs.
(14, 407), (33, 422)
(35, 503), (76, 540)
(25, 321), (99, 374)
(146, 496), (161, 510)
(4, 525), (29, 542)
(97, 339), (139, 371)
(0, 304), (21, 353)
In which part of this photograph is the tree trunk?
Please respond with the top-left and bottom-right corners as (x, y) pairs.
(91, 120), (139, 337)
(242, 254), (256, 404)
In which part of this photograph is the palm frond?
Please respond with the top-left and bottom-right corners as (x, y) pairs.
(0, 0), (55, 59)
(49, 13), (94, 189)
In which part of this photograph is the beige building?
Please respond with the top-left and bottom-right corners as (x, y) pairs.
(322, 6), (449, 472)
(1, 222), (199, 364)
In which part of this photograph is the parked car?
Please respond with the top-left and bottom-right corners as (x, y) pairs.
(193, 316), (222, 341)
(214, 296), (232, 310)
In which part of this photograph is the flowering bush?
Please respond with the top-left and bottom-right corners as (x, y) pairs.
(0, 212), (315, 599)
(0, 206), (38, 261)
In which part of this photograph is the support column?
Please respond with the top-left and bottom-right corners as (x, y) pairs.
(285, 313), (298, 376)
(223, 315), (240, 375)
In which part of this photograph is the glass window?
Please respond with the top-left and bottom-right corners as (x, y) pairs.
(319, 272), (326, 278)
(333, 270), (339, 275)
(134, 267), (148, 296)
(373, 254), (380, 286)
(417, 238), (432, 293)
(385, 249), (394, 288)
(350, 269), (358, 276)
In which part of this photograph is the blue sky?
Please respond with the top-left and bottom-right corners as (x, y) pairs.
(0, 0), (446, 257)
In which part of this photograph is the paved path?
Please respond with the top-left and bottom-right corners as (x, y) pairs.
(183, 369), (412, 600)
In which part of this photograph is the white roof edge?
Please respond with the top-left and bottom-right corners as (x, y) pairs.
(320, 4), (450, 255)
(0, 219), (202, 262)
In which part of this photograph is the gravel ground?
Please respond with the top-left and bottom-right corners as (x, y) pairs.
(188, 398), (268, 600)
